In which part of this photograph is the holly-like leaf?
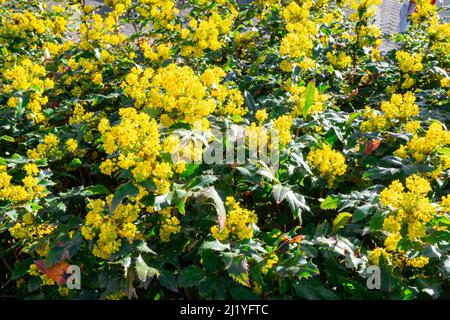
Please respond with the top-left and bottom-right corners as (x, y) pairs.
(81, 185), (110, 196)
(135, 255), (159, 285)
(203, 187), (226, 231)
(332, 212), (352, 233)
(222, 253), (250, 287)
(135, 241), (157, 255)
(178, 266), (205, 288)
(110, 182), (139, 213)
(320, 196), (340, 210)
(302, 81), (315, 118)
(200, 240), (230, 252)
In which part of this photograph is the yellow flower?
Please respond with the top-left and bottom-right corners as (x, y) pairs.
(405, 174), (431, 194)
(24, 163), (39, 176)
(327, 51), (352, 69)
(407, 256), (429, 268)
(158, 207), (181, 242)
(307, 144), (347, 187)
(441, 77), (450, 88)
(211, 197), (258, 241)
(384, 233), (401, 251)
(396, 51), (423, 73)
(394, 122), (450, 163)
(261, 253), (278, 274)
(65, 139), (78, 153)
(273, 115), (293, 146)
(255, 109), (269, 123)
(405, 121), (421, 133)
(441, 195), (450, 213)
(380, 92), (419, 121)
(368, 248), (388, 265)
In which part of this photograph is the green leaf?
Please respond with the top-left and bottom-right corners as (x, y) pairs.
(331, 212), (352, 233)
(320, 196), (340, 210)
(272, 184), (289, 203)
(353, 203), (375, 222)
(159, 270), (178, 292)
(135, 241), (157, 255)
(68, 158), (82, 169)
(302, 81), (315, 118)
(81, 184), (110, 196)
(272, 185), (309, 223)
(379, 253), (394, 293)
(222, 253), (250, 287)
(243, 90), (257, 115)
(200, 240), (230, 252)
(370, 211), (387, 231)
(1, 135), (15, 143)
(110, 182), (139, 213)
(177, 197), (186, 215)
(45, 245), (65, 268)
(135, 255), (159, 284)
(203, 187), (226, 231)
(65, 235), (82, 258)
(178, 266), (205, 288)
(12, 259), (33, 280)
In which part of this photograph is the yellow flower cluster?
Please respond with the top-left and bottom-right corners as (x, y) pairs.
(27, 134), (62, 160)
(158, 207), (181, 242)
(370, 174), (447, 269)
(280, 1), (317, 61)
(3, 59), (53, 94)
(9, 211), (54, 257)
(149, 64), (214, 124)
(81, 196), (140, 259)
(69, 104), (94, 125)
(1, 11), (46, 38)
(427, 18), (450, 57)
(181, 11), (234, 57)
(360, 92), (419, 133)
(406, 256), (430, 268)
(349, 0), (381, 21)
(255, 109), (269, 124)
(65, 139), (78, 154)
(0, 164), (46, 204)
(288, 84), (328, 117)
(307, 144), (347, 187)
(368, 247), (388, 265)
(360, 108), (390, 133)
(141, 41), (172, 62)
(349, 0), (382, 47)
(394, 122), (450, 163)
(121, 67), (154, 107)
(2, 58), (54, 123)
(122, 64), (246, 124)
(396, 51), (423, 73)
(381, 92), (419, 121)
(211, 197), (258, 241)
(441, 195), (450, 213)
(326, 51), (352, 70)
(411, 0), (437, 23)
(261, 253), (279, 275)
(136, 0), (179, 31)
(273, 115), (293, 146)
(98, 108), (174, 192)
(380, 175), (434, 247)
(79, 10), (126, 50)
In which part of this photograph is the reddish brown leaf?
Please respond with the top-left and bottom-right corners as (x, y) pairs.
(34, 260), (70, 285)
(365, 139), (381, 155)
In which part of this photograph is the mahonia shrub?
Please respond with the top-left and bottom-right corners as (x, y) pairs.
(0, 0), (449, 300)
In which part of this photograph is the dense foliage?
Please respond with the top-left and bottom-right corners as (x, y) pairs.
(0, 0), (449, 300)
